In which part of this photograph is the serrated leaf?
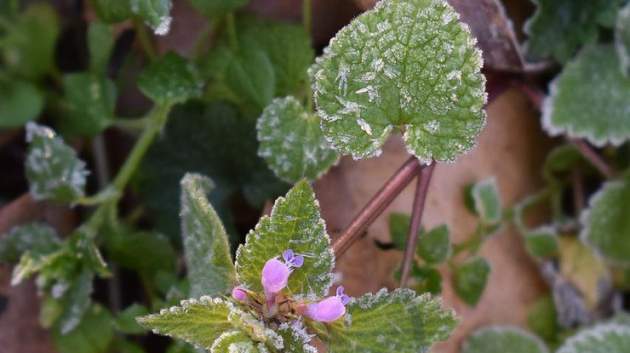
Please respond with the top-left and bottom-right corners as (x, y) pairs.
(524, 0), (621, 63)
(130, 0), (172, 35)
(189, 0), (248, 17)
(557, 324), (630, 353)
(1, 3), (59, 79)
(60, 73), (116, 136)
(327, 288), (456, 353)
(92, 0), (132, 23)
(453, 256), (490, 306)
(235, 180), (334, 298)
(463, 326), (549, 353)
(524, 227), (558, 258)
(181, 173), (236, 298)
(277, 322), (317, 353)
(56, 267), (95, 334)
(53, 304), (114, 353)
(0, 223), (61, 263)
(115, 304), (149, 334)
(227, 308), (284, 350)
(137, 297), (234, 350)
(257, 97), (338, 183)
(543, 45), (630, 146)
(417, 224), (451, 265)
(25, 123), (89, 203)
(616, 3), (630, 76)
(471, 178), (502, 225)
(138, 52), (201, 105)
(311, 0), (486, 161)
(0, 80), (44, 128)
(581, 179), (630, 266)
(88, 21), (115, 74)
(211, 330), (260, 353)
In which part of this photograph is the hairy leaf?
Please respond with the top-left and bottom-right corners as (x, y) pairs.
(180, 173), (236, 297)
(557, 324), (630, 353)
(138, 52), (201, 105)
(130, 0), (172, 35)
(25, 123), (89, 203)
(56, 267), (95, 334)
(0, 80), (44, 128)
(312, 0), (486, 161)
(0, 223), (61, 263)
(463, 326), (549, 353)
(53, 304), (114, 353)
(327, 288), (457, 353)
(60, 73), (116, 136)
(543, 45), (630, 146)
(453, 256), (490, 306)
(277, 322), (317, 353)
(471, 178), (502, 225)
(257, 97), (338, 183)
(235, 180), (334, 298)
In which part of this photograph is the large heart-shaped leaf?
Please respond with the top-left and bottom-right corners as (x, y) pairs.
(463, 326), (549, 353)
(311, 0), (486, 161)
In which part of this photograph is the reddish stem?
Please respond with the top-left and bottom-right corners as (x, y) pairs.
(399, 162), (436, 287)
(332, 157), (423, 257)
(570, 139), (616, 179)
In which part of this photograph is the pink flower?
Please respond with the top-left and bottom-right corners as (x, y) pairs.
(261, 249), (304, 296)
(232, 287), (248, 302)
(305, 286), (351, 323)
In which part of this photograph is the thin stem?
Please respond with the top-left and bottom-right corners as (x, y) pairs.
(134, 19), (157, 60)
(111, 117), (151, 132)
(570, 139), (616, 178)
(332, 156), (423, 257)
(302, 0), (312, 36)
(225, 13), (239, 52)
(571, 169), (585, 214)
(399, 162), (435, 287)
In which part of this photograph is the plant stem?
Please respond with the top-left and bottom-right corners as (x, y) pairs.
(332, 156), (423, 257)
(134, 19), (157, 60)
(302, 0), (312, 36)
(225, 13), (239, 52)
(399, 162), (435, 287)
(570, 139), (616, 178)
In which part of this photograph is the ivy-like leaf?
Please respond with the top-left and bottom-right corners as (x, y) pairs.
(543, 45), (630, 146)
(53, 304), (114, 353)
(0, 223), (61, 263)
(581, 179), (630, 266)
(61, 73), (117, 136)
(453, 256), (490, 306)
(616, 3), (630, 76)
(235, 180), (334, 298)
(25, 123), (89, 203)
(130, 0), (172, 35)
(0, 80), (44, 128)
(470, 178), (502, 225)
(88, 21), (115, 75)
(556, 324), (630, 353)
(137, 297), (234, 350)
(312, 0), (486, 161)
(138, 52), (202, 105)
(189, 0), (248, 18)
(417, 225), (451, 265)
(463, 326), (549, 353)
(257, 97), (338, 183)
(327, 288), (457, 353)
(180, 173), (236, 298)
(524, 0), (621, 63)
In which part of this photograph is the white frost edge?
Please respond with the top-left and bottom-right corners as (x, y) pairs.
(557, 323), (630, 353)
(463, 325), (549, 353)
(615, 4), (630, 77)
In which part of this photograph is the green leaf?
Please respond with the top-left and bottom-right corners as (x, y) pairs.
(417, 225), (451, 265)
(235, 180), (334, 298)
(0, 80), (44, 128)
(88, 21), (115, 75)
(543, 44), (630, 146)
(311, 0), (486, 161)
(470, 178), (502, 225)
(581, 179), (630, 266)
(138, 52), (201, 105)
(557, 324), (630, 353)
(410, 265), (442, 295)
(1, 3), (59, 79)
(60, 73), (116, 136)
(25, 123), (89, 203)
(53, 304), (114, 353)
(225, 45), (276, 111)
(56, 267), (95, 334)
(227, 308), (284, 350)
(211, 330), (262, 353)
(388, 213), (410, 250)
(453, 256), (490, 306)
(524, 227), (559, 258)
(542, 144), (585, 183)
(463, 326), (549, 353)
(92, 0), (132, 23)
(276, 322), (318, 353)
(137, 297), (234, 350)
(524, 0), (621, 63)
(0, 223), (61, 263)
(130, 0), (172, 35)
(527, 296), (559, 343)
(115, 304), (149, 334)
(180, 173), (236, 298)
(189, 0), (248, 17)
(327, 288), (457, 353)
(617, 3), (630, 76)
(104, 227), (176, 275)
(257, 96), (338, 183)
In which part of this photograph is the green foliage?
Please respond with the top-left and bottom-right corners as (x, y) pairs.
(189, 0), (248, 18)
(53, 304), (114, 353)
(103, 227), (176, 276)
(0, 223), (61, 263)
(327, 289), (457, 353)
(60, 73), (117, 136)
(410, 265), (442, 294)
(556, 324), (630, 353)
(527, 296), (559, 344)
(417, 225), (451, 265)
(312, 0), (486, 161)
(470, 178), (502, 225)
(453, 256), (490, 306)
(0, 80), (44, 128)
(543, 45), (630, 146)
(87, 21), (115, 75)
(138, 53), (202, 105)
(131, 0), (172, 35)
(235, 180), (334, 298)
(524, 0), (622, 63)
(463, 326), (549, 353)
(257, 96), (338, 183)
(616, 3), (630, 76)
(388, 212), (411, 250)
(25, 123), (89, 203)
(180, 173), (236, 297)
(92, 0), (133, 23)
(115, 304), (150, 334)
(524, 227), (559, 258)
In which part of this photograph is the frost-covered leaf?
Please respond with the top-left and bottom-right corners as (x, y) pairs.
(211, 330), (261, 353)
(524, 0), (621, 63)
(138, 52), (201, 105)
(92, 0), (132, 23)
(53, 304), (114, 353)
(463, 326), (549, 353)
(137, 297), (233, 350)
(0, 80), (44, 128)
(189, 0), (248, 17)
(25, 123), (89, 203)
(543, 45), (630, 146)
(312, 0), (486, 161)
(88, 21), (115, 75)
(56, 267), (95, 334)
(61, 73), (116, 136)
(453, 256), (490, 306)
(524, 227), (559, 258)
(0, 223), (61, 263)
(581, 179), (630, 266)
(616, 3), (630, 76)
(180, 173), (236, 298)
(277, 321), (317, 353)
(557, 324), (630, 353)
(235, 180), (334, 298)
(227, 308), (284, 350)
(130, 0), (172, 35)
(327, 288), (456, 353)
(471, 178), (502, 225)
(417, 225), (451, 265)
(1, 3), (59, 79)
(257, 97), (338, 183)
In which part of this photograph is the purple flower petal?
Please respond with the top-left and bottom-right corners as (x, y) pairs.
(261, 258), (290, 294)
(291, 254), (304, 268)
(282, 249), (294, 263)
(336, 286), (351, 305)
(232, 287), (248, 302)
(305, 296), (346, 323)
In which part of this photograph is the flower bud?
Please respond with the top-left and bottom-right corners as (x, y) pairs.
(231, 287), (248, 302)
